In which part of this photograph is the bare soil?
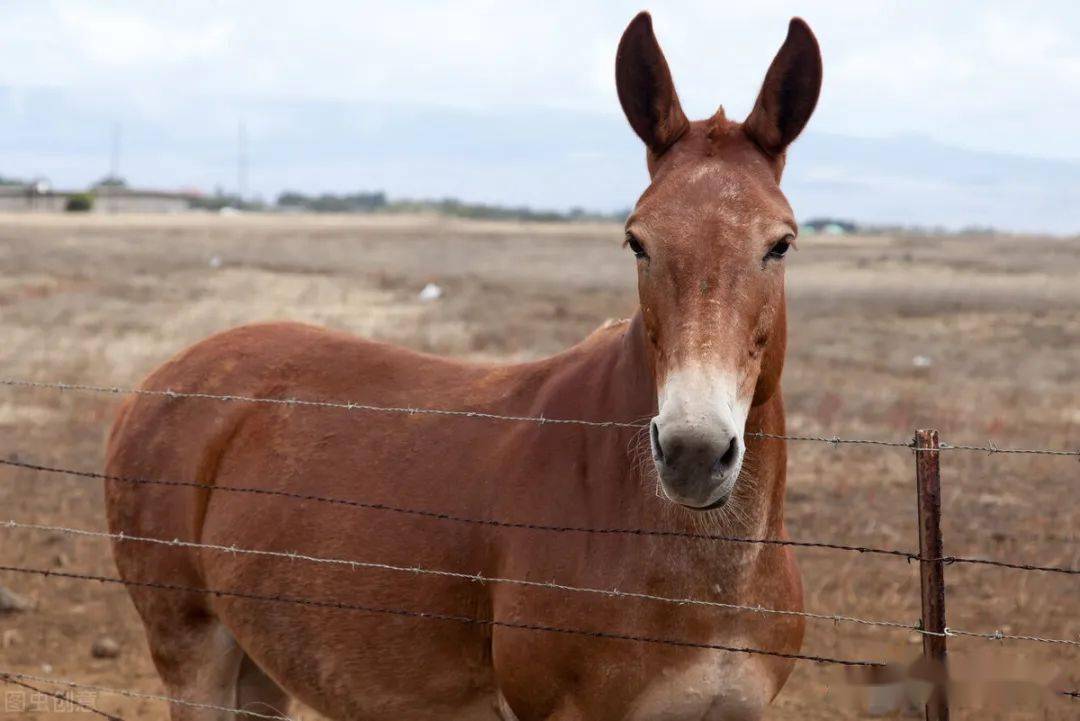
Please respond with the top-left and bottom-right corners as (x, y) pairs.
(0, 213), (1077, 719)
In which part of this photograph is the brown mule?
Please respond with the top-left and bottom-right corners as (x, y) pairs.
(106, 12), (821, 721)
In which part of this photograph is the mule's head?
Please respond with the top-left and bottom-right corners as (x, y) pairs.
(617, 13), (821, 509)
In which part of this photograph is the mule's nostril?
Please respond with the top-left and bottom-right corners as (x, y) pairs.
(650, 421), (664, 462)
(713, 436), (740, 473)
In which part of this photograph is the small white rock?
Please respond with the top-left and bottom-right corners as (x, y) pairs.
(418, 282), (443, 301)
(0, 586), (32, 614)
(91, 636), (121, 659)
(2, 629), (22, 648)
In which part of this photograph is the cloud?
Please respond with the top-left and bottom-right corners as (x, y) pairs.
(2, 1), (1079, 231)
(4, 0), (1080, 161)
(54, 6), (232, 67)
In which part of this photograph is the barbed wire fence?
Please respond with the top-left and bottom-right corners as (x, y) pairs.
(3, 377), (1079, 458)
(0, 376), (1077, 720)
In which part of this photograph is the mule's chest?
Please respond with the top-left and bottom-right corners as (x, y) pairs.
(494, 649), (776, 721)
(622, 648), (776, 721)
(492, 550), (800, 720)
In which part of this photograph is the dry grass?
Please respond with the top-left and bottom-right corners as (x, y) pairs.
(0, 213), (1077, 719)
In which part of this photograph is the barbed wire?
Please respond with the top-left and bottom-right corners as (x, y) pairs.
(3, 377), (1077, 457)
(0, 518), (922, 635)
(0, 670), (293, 720)
(0, 562), (884, 669)
(5, 455), (1077, 576)
(0, 378), (642, 428)
(937, 441), (1080, 457)
(755, 430), (1080, 457)
(940, 553), (1080, 576)
(941, 627), (1080, 647)
(752, 431), (914, 449)
(0, 456), (921, 560)
(8, 519), (1078, 648)
(0, 672), (124, 721)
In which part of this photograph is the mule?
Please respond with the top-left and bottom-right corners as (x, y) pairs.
(105, 12), (821, 721)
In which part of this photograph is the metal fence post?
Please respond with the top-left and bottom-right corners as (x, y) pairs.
(915, 429), (949, 721)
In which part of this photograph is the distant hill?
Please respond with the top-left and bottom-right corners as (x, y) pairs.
(784, 132), (1080, 235)
(2, 88), (1078, 233)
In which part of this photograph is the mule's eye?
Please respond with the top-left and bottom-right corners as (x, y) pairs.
(625, 232), (648, 260)
(765, 234), (794, 262)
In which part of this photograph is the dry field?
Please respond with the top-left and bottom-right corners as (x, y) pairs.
(0, 213), (1077, 719)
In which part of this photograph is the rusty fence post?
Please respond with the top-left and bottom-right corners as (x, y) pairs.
(915, 429), (949, 721)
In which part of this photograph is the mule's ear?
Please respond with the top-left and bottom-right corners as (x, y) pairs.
(616, 12), (690, 155)
(744, 18), (822, 157)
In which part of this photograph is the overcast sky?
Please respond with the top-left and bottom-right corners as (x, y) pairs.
(3, 1), (1080, 231)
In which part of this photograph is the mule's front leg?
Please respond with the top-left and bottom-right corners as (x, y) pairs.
(141, 613), (245, 720)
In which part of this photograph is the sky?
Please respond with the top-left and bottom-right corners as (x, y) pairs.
(2, 1), (1080, 232)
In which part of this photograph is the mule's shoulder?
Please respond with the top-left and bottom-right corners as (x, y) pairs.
(594, 317), (631, 334)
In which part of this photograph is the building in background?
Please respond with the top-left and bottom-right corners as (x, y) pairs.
(0, 177), (198, 213)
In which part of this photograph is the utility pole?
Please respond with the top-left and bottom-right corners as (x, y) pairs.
(237, 120), (248, 203)
(110, 122), (121, 181)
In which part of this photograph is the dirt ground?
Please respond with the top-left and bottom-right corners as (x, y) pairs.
(0, 213), (1077, 719)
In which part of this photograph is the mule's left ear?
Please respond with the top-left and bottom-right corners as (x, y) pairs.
(744, 18), (822, 157)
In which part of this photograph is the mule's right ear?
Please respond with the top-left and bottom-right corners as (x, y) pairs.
(616, 12), (690, 156)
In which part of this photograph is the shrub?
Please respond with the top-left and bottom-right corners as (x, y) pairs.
(65, 193), (94, 212)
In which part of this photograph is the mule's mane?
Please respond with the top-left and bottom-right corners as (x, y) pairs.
(705, 106), (740, 143)
(598, 317), (631, 330)
(704, 104), (785, 176)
